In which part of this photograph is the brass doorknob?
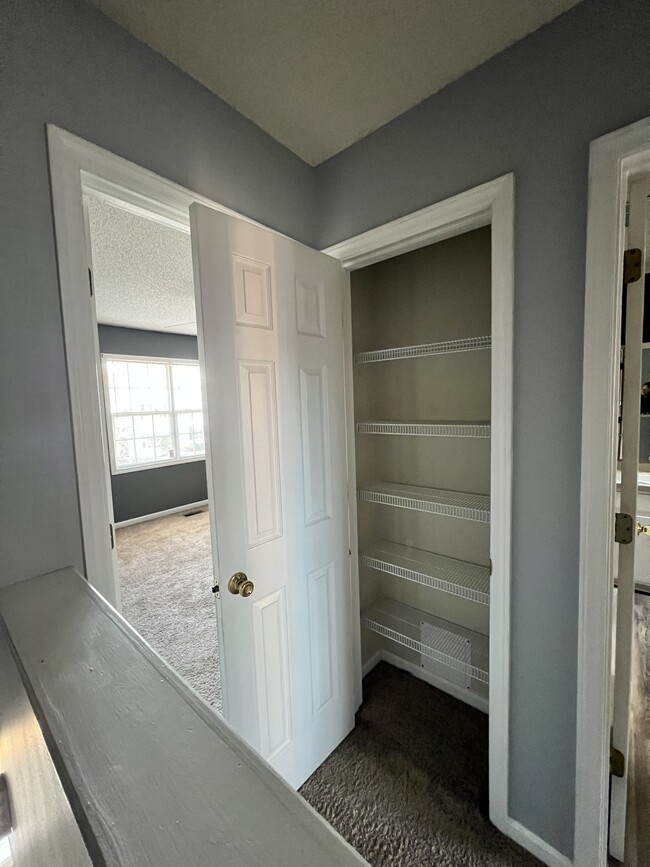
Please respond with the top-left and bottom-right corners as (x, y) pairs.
(228, 572), (254, 597)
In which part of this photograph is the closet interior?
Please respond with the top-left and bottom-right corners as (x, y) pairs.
(351, 225), (492, 712)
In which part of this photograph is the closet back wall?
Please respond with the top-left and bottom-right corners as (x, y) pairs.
(97, 326), (208, 523)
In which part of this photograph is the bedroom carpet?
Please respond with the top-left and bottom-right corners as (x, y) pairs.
(116, 509), (221, 711)
(300, 662), (541, 867)
(625, 593), (650, 866)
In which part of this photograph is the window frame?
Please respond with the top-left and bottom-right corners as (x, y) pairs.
(101, 353), (206, 474)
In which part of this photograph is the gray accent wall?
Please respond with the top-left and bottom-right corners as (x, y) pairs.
(0, 0), (316, 586)
(1, 0), (649, 860)
(315, 0), (650, 855)
(97, 326), (208, 522)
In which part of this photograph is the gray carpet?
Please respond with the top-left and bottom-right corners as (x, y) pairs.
(116, 509), (222, 711)
(626, 593), (650, 866)
(300, 662), (541, 867)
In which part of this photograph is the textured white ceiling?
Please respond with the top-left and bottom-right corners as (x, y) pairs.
(87, 0), (583, 165)
(87, 196), (197, 335)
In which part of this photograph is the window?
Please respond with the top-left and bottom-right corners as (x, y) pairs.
(102, 355), (206, 472)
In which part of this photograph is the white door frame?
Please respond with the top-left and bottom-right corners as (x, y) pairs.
(575, 116), (650, 867)
(324, 175), (527, 863)
(47, 125), (272, 611)
(47, 125), (273, 718)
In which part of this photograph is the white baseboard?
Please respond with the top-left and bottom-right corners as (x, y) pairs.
(361, 650), (382, 677)
(115, 500), (208, 529)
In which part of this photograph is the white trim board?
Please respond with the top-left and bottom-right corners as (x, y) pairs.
(48, 125), (334, 611)
(47, 125), (282, 609)
(575, 116), (650, 867)
(325, 174), (521, 860)
(114, 500), (208, 529)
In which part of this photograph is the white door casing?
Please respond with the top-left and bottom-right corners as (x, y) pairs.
(82, 197), (122, 607)
(190, 205), (355, 787)
(609, 174), (648, 861)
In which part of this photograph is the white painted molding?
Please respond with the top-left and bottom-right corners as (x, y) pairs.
(47, 125), (264, 610)
(361, 650), (381, 678)
(323, 176), (504, 269)
(575, 116), (650, 867)
(325, 173), (515, 846)
(114, 500), (208, 529)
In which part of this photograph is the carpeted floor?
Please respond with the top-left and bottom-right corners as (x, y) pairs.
(300, 662), (541, 867)
(116, 509), (222, 711)
(626, 593), (650, 866)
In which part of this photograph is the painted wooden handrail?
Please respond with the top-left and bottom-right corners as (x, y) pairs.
(0, 569), (365, 866)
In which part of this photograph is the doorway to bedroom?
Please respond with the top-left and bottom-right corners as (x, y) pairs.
(85, 191), (222, 712)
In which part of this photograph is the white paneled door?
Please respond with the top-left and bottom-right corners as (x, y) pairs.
(190, 205), (355, 787)
(609, 175), (648, 861)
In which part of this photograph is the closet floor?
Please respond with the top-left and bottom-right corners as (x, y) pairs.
(300, 662), (540, 867)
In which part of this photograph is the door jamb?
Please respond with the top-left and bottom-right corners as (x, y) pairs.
(47, 125), (271, 718)
(47, 125), (270, 611)
(324, 174), (518, 859)
(575, 116), (650, 867)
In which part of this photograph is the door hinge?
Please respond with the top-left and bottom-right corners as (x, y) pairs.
(615, 512), (634, 544)
(0, 773), (12, 838)
(88, 267), (94, 297)
(610, 745), (625, 778)
(623, 248), (642, 285)
(109, 523), (114, 549)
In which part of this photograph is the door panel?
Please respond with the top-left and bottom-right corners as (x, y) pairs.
(238, 360), (282, 545)
(307, 562), (336, 716)
(252, 588), (292, 759)
(299, 366), (332, 524)
(609, 175), (648, 860)
(190, 205), (355, 787)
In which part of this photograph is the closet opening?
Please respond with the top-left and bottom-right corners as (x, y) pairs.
(300, 214), (524, 865)
(352, 227), (491, 710)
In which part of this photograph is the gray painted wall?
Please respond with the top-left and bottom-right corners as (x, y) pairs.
(0, 0), (316, 586)
(315, 0), (650, 855)
(97, 326), (208, 522)
(2, 0), (650, 859)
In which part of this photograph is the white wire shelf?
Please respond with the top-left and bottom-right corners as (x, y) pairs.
(353, 335), (491, 365)
(361, 597), (489, 683)
(358, 482), (490, 523)
(361, 540), (490, 605)
(356, 421), (490, 438)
